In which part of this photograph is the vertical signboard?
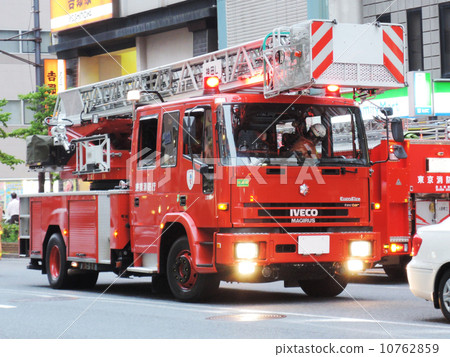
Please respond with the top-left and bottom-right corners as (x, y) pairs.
(50, 0), (114, 32)
(408, 71), (433, 117)
(434, 81), (450, 116)
(44, 59), (66, 94)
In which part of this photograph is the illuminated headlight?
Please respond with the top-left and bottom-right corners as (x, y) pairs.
(347, 259), (364, 272)
(238, 261), (257, 275)
(350, 241), (372, 257)
(235, 243), (259, 260)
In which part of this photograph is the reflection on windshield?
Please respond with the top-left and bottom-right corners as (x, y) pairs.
(218, 103), (368, 167)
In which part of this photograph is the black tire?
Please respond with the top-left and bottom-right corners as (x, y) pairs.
(45, 233), (70, 289)
(299, 273), (348, 297)
(166, 236), (219, 301)
(438, 270), (450, 322)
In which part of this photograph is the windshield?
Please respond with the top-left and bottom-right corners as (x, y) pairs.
(218, 103), (368, 167)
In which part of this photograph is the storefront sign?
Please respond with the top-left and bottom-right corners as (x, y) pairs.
(50, 0), (113, 32)
(44, 59), (66, 94)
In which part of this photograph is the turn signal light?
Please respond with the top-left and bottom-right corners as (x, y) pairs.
(372, 202), (381, 210)
(389, 243), (407, 253)
(218, 203), (229, 211)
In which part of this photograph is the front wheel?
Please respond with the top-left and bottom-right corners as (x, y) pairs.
(299, 273), (348, 297)
(167, 236), (219, 301)
(45, 233), (70, 289)
(438, 270), (450, 322)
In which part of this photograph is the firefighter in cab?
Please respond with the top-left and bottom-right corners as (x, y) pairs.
(291, 122), (326, 158)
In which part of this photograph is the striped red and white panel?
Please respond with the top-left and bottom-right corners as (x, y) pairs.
(311, 21), (334, 80)
(383, 25), (405, 84)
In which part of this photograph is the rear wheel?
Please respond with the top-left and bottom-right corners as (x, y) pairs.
(438, 270), (450, 322)
(46, 233), (70, 289)
(167, 236), (219, 301)
(299, 273), (348, 297)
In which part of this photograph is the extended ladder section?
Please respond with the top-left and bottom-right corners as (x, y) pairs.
(53, 20), (406, 126)
(54, 38), (268, 125)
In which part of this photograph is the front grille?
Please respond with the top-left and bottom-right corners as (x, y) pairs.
(240, 201), (363, 226)
(244, 218), (360, 224)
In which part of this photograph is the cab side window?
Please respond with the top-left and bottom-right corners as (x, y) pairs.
(161, 111), (180, 168)
(137, 115), (158, 168)
(183, 108), (213, 161)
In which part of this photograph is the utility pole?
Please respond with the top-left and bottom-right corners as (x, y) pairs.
(34, 0), (43, 90)
(33, 0), (45, 193)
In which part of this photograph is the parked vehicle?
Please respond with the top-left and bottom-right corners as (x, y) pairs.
(407, 217), (450, 322)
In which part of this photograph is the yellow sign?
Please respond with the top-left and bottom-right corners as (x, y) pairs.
(50, 0), (113, 32)
(44, 59), (66, 94)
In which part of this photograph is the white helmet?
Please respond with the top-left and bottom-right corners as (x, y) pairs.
(310, 123), (326, 139)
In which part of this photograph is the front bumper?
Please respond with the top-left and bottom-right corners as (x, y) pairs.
(406, 260), (437, 302)
(215, 231), (379, 268)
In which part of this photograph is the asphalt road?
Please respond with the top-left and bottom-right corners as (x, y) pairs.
(1, 257), (450, 340)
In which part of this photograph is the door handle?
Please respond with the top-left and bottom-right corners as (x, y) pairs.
(134, 197), (139, 207)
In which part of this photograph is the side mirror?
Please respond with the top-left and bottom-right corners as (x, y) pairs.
(391, 144), (407, 159)
(381, 107), (393, 117)
(391, 118), (404, 142)
(199, 163), (209, 175)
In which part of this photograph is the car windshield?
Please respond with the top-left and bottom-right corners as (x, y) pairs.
(218, 103), (368, 167)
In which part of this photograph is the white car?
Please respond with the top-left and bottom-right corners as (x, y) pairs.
(407, 217), (450, 322)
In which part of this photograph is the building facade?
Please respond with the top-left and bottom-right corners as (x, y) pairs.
(0, 0), (55, 210)
(363, 0), (450, 80)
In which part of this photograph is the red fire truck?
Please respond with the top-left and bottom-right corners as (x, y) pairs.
(20, 20), (407, 300)
(370, 127), (450, 279)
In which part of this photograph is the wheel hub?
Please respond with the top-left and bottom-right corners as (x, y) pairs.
(171, 250), (198, 289)
(49, 246), (60, 279)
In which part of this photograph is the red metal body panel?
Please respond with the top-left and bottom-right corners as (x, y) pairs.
(28, 192), (129, 264)
(68, 199), (97, 260)
(109, 194), (130, 250)
(30, 201), (43, 255)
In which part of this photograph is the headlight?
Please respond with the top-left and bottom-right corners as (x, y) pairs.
(347, 259), (364, 272)
(235, 242), (259, 259)
(350, 241), (372, 257)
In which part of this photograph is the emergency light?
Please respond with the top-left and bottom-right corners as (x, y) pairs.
(325, 84), (340, 97)
(204, 76), (220, 95)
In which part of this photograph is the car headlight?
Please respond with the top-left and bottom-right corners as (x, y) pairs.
(235, 242), (259, 259)
(350, 241), (372, 257)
